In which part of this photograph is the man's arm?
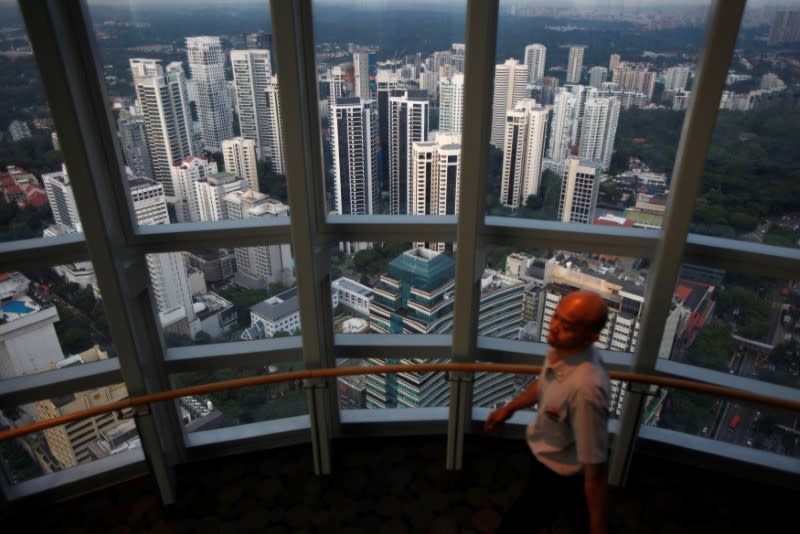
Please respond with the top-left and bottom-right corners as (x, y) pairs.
(484, 378), (538, 433)
(584, 462), (608, 534)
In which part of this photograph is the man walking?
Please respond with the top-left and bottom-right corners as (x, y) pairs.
(485, 290), (610, 534)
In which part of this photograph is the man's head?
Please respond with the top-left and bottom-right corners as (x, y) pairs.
(546, 290), (609, 352)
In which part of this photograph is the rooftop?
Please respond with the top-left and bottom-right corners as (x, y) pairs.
(251, 287), (299, 322)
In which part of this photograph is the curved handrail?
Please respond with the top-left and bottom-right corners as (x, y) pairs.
(1, 363), (798, 443)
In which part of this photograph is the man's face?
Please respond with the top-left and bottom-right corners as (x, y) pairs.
(546, 295), (599, 350)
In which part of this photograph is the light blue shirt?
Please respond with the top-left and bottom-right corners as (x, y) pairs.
(526, 346), (610, 475)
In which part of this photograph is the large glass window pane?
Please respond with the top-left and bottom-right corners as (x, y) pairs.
(145, 245), (298, 348)
(86, 2), (287, 228)
(313, 1), (466, 216)
(0, 382), (138, 484)
(660, 265), (799, 390)
(692, 3), (800, 247)
(1, 264), (116, 381)
(171, 362), (307, 432)
(485, 1), (710, 225)
(0, 4), (84, 242)
(644, 388), (799, 461)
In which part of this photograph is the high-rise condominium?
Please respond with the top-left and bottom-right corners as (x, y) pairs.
(376, 70), (404, 187)
(194, 171), (244, 222)
(567, 46), (585, 84)
(331, 97), (378, 216)
(264, 75), (285, 175)
(243, 30), (272, 68)
(118, 107), (152, 179)
(546, 90), (577, 162)
(491, 59), (528, 147)
(322, 66), (346, 119)
(568, 84), (597, 148)
(389, 90), (429, 215)
(438, 74), (464, 135)
(558, 157), (601, 224)
(43, 164), (82, 232)
(609, 53), (621, 73)
(129, 177), (198, 332)
(130, 59), (194, 198)
(222, 137), (259, 193)
(231, 49), (272, 160)
(612, 64), (657, 99)
(187, 36), (233, 152)
(664, 66), (691, 92)
(578, 96), (620, 170)
(500, 99), (549, 208)
(411, 134), (461, 252)
(170, 155), (218, 223)
(589, 66), (608, 89)
(524, 44), (547, 84)
(223, 190), (294, 286)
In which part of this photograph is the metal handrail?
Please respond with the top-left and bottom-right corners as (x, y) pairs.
(1, 363), (798, 442)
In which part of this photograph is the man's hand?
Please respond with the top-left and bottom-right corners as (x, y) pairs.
(484, 405), (513, 433)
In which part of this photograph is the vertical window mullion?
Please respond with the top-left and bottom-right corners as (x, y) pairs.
(448, 0), (499, 470)
(17, 0), (181, 502)
(270, 0), (336, 475)
(609, 0), (747, 486)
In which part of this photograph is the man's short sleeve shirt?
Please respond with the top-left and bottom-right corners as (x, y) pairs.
(526, 347), (610, 476)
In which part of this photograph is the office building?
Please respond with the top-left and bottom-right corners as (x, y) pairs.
(500, 99), (548, 208)
(130, 59), (194, 198)
(567, 46), (585, 84)
(491, 59), (528, 147)
(186, 36), (233, 152)
(589, 66), (608, 88)
(42, 165), (82, 232)
(353, 49), (374, 98)
(389, 90), (429, 215)
(222, 137), (259, 193)
(524, 44), (547, 84)
(438, 74), (464, 135)
(578, 96), (620, 170)
(558, 157), (601, 224)
(117, 108), (152, 179)
(230, 49), (272, 160)
(545, 90), (577, 161)
(223, 190), (293, 287)
(169, 155), (218, 223)
(331, 97), (378, 216)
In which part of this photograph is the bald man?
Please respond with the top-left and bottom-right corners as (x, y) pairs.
(485, 290), (610, 534)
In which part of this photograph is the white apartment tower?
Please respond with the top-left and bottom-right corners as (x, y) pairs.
(500, 100), (549, 208)
(438, 74), (464, 135)
(524, 44), (547, 84)
(389, 90), (429, 215)
(589, 66), (608, 88)
(186, 36), (233, 152)
(578, 96), (620, 170)
(170, 156), (218, 223)
(609, 53), (621, 73)
(130, 59), (194, 198)
(222, 137), (259, 193)
(42, 165), (82, 232)
(331, 97), (378, 215)
(129, 177), (198, 331)
(223, 190), (294, 286)
(665, 66), (691, 92)
(322, 66), (347, 118)
(491, 59), (528, 147)
(567, 46), (585, 84)
(411, 134), (461, 249)
(194, 171), (244, 222)
(230, 49), (272, 159)
(546, 90), (577, 162)
(558, 157), (601, 224)
(265, 75), (286, 175)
